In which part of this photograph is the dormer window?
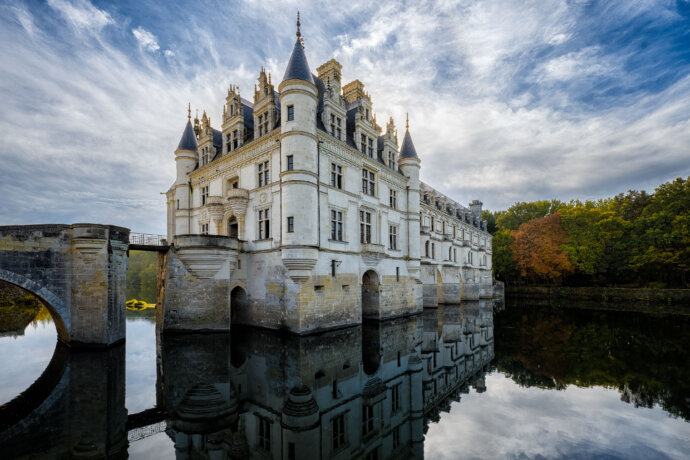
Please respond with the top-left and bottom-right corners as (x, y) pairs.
(365, 108), (369, 120)
(360, 134), (366, 154)
(330, 114), (342, 140)
(262, 111), (270, 135)
(388, 150), (396, 169)
(367, 138), (373, 157)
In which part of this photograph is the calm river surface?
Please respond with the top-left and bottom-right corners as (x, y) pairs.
(0, 302), (688, 459)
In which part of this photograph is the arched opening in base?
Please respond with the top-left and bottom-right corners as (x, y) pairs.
(230, 286), (249, 326)
(0, 276), (69, 344)
(361, 270), (380, 319)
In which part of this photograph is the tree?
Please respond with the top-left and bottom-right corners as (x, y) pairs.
(492, 228), (519, 282)
(560, 207), (628, 283)
(511, 213), (574, 283)
(496, 200), (564, 231)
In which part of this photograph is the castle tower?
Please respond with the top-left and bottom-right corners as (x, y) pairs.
(279, 13), (320, 282)
(173, 107), (199, 237)
(399, 114), (422, 280)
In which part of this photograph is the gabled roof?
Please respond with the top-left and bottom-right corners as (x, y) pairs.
(282, 38), (315, 84)
(400, 129), (419, 159)
(177, 121), (198, 151)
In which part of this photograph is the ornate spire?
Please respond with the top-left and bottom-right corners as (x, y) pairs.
(187, 103), (191, 121)
(406, 112), (409, 130)
(296, 11), (301, 39)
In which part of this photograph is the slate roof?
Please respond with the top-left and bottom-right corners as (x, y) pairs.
(400, 129), (419, 159)
(282, 38), (315, 84)
(177, 121), (198, 151)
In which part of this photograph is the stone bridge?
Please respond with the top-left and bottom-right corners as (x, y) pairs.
(0, 224), (130, 346)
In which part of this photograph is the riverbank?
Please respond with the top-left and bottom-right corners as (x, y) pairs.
(505, 285), (690, 315)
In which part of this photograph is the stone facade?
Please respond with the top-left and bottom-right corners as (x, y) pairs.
(164, 22), (492, 334)
(0, 224), (129, 346)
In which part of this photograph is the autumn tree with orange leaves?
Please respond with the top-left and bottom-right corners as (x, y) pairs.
(510, 213), (574, 284)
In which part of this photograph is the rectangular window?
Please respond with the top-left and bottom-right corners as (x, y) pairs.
(332, 413), (346, 450)
(258, 161), (269, 187)
(330, 114), (336, 136)
(389, 189), (397, 208)
(258, 208), (270, 240)
(233, 129), (239, 150)
(258, 417), (271, 451)
(287, 105), (294, 121)
(391, 384), (401, 413)
(330, 210), (343, 241)
(389, 225), (398, 250)
(336, 117), (342, 140)
(201, 186), (209, 205)
(201, 223), (209, 235)
(362, 404), (375, 436)
(360, 211), (372, 244)
(432, 243), (435, 259)
(330, 163), (342, 189)
(361, 134), (366, 153)
(287, 155), (294, 171)
(393, 425), (400, 449)
(396, 267), (400, 282)
(367, 137), (373, 157)
(287, 216), (294, 233)
(262, 111), (269, 135)
(362, 168), (375, 196)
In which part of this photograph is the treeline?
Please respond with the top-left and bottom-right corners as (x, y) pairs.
(484, 177), (689, 288)
(126, 251), (158, 304)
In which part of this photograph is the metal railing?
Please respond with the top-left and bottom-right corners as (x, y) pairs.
(129, 233), (167, 247)
(128, 421), (167, 443)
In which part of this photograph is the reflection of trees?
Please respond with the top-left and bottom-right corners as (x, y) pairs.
(0, 281), (51, 335)
(495, 306), (690, 420)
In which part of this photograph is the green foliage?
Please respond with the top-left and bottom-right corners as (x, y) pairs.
(486, 177), (689, 287)
(492, 229), (517, 282)
(495, 200), (564, 231)
(126, 251), (158, 304)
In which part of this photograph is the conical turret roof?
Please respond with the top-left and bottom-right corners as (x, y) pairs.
(177, 120), (198, 152)
(400, 129), (419, 159)
(282, 38), (315, 84)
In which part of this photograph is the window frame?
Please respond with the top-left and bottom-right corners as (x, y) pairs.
(360, 210), (372, 244)
(330, 163), (343, 189)
(258, 207), (271, 240)
(330, 209), (343, 241)
(287, 105), (294, 121)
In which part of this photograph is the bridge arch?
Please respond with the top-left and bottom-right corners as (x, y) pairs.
(0, 269), (69, 343)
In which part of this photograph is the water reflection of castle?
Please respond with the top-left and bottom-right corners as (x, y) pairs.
(159, 301), (494, 459)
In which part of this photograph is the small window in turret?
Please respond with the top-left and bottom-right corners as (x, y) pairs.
(287, 105), (294, 121)
(287, 155), (294, 171)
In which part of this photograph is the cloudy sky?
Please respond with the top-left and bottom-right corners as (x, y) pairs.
(1, 0), (688, 234)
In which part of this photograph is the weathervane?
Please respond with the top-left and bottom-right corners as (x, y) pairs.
(296, 11), (301, 39)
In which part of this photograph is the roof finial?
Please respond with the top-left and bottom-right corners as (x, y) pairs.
(406, 112), (409, 130)
(187, 103), (191, 121)
(296, 11), (301, 39)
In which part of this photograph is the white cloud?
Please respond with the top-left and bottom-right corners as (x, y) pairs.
(132, 27), (160, 53)
(0, 0), (687, 233)
(46, 0), (112, 35)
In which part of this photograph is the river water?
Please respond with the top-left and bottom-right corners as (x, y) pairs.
(0, 302), (688, 459)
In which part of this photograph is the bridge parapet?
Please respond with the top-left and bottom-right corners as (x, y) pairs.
(0, 223), (130, 346)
